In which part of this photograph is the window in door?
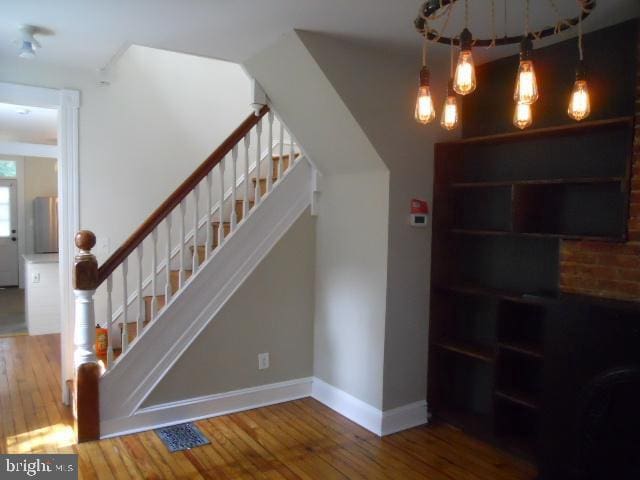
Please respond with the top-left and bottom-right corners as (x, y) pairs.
(0, 160), (17, 178)
(0, 185), (10, 237)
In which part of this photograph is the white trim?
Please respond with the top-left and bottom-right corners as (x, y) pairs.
(380, 400), (429, 436)
(100, 159), (312, 419)
(15, 158), (25, 289)
(100, 377), (312, 438)
(58, 89), (80, 405)
(100, 375), (427, 439)
(0, 82), (61, 108)
(311, 377), (384, 435)
(0, 142), (58, 158)
(0, 82), (80, 405)
(311, 377), (428, 436)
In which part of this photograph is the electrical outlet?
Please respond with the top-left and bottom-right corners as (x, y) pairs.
(258, 352), (269, 370)
(32, 272), (40, 284)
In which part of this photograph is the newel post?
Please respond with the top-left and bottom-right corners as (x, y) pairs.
(73, 230), (100, 442)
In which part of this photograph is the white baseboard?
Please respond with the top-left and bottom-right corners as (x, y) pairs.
(101, 376), (427, 439)
(310, 377), (428, 436)
(100, 377), (312, 439)
(381, 400), (428, 436)
(311, 377), (384, 435)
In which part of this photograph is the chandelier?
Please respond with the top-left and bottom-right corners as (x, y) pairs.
(413, 0), (596, 130)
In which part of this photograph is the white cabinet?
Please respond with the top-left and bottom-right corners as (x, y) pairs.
(23, 254), (60, 335)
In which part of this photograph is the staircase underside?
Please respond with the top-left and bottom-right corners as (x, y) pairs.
(99, 158), (312, 437)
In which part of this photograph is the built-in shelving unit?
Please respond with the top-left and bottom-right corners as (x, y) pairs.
(428, 116), (635, 461)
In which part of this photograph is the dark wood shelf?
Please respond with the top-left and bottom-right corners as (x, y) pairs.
(494, 389), (540, 410)
(450, 176), (624, 189)
(430, 108), (635, 465)
(435, 284), (557, 306)
(434, 340), (494, 363)
(498, 341), (543, 359)
(450, 228), (622, 242)
(437, 116), (633, 147)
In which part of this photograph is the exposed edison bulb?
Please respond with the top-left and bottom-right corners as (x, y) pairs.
(454, 50), (476, 96)
(513, 102), (533, 130)
(568, 79), (591, 121)
(514, 60), (539, 104)
(415, 85), (436, 124)
(440, 94), (459, 130)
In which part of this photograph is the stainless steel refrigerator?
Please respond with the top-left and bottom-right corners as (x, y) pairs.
(34, 196), (59, 253)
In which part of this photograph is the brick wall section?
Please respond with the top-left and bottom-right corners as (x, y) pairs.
(559, 28), (640, 300)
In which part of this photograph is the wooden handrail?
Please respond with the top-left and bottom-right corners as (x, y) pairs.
(96, 105), (270, 285)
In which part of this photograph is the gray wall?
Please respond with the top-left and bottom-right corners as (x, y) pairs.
(244, 31), (390, 409)
(297, 32), (457, 410)
(144, 210), (316, 406)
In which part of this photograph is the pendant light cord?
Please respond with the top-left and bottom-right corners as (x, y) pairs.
(450, 38), (454, 78)
(578, 5), (584, 61)
(464, 0), (469, 29)
(422, 31), (428, 67)
(504, 0), (508, 38)
(489, 0), (496, 47)
(525, 0), (530, 36)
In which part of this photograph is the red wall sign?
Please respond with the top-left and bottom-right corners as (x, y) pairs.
(411, 199), (429, 214)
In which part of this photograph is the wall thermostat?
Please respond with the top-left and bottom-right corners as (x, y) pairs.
(410, 214), (428, 227)
(409, 198), (429, 228)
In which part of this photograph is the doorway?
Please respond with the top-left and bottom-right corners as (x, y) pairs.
(0, 100), (59, 337)
(0, 83), (79, 403)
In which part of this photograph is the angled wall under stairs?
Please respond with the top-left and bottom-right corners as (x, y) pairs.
(98, 154), (314, 436)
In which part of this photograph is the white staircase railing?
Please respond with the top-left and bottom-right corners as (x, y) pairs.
(71, 105), (306, 440)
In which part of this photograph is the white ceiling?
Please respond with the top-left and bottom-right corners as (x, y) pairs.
(0, 102), (58, 144)
(0, 0), (638, 70)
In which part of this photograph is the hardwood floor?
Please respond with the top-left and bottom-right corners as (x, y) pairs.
(0, 334), (537, 479)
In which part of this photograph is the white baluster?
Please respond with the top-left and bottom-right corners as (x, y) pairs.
(243, 133), (250, 218)
(179, 199), (186, 287)
(73, 289), (97, 367)
(136, 244), (144, 336)
(150, 229), (157, 320)
(193, 185), (200, 269)
(278, 120), (284, 179)
(205, 172), (212, 254)
(106, 275), (113, 367)
(289, 131), (295, 172)
(267, 111), (274, 193)
(231, 146), (238, 230)
(219, 157), (226, 246)
(121, 258), (129, 353)
(255, 120), (263, 203)
(165, 215), (172, 301)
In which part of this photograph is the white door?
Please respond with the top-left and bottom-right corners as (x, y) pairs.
(0, 179), (18, 286)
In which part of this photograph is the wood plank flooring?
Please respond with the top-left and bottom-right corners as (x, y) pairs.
(0, 334), (537, 479)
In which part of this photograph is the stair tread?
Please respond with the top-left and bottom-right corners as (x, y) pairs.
(143, 294), (166, 301)
(252, 176), (278, 184)
(272, 153), (299, 160)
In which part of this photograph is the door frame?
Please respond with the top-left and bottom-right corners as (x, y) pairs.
(0, 82), (80, 404)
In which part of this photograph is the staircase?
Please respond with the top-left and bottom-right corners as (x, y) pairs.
(70, 106), (314, 441)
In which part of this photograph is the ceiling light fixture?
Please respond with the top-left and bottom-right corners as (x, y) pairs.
(441, 40), (460, 130)
(414, 36), (436, 124)
(414, 0), (596, 130)
(568, 11), (591, 121)
(15, 25), (41, 59)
